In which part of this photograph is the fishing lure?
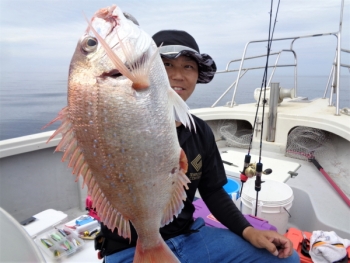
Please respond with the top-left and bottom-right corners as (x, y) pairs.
(57, 228), (68, 237)
(63, 240), (73, 250)
(50, 233), (62, 241)
(40, 238), (53, 248)
(71, 238), (80, 247)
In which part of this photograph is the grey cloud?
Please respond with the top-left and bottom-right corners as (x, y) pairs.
(0, 0), (348, 74)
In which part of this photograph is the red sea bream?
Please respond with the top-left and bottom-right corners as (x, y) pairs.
(47, 5), (194, 263)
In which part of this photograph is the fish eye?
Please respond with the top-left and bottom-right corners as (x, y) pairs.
(81, 36), (98, 53)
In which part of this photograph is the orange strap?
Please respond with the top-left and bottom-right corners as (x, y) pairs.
(312, 241), (345, 248)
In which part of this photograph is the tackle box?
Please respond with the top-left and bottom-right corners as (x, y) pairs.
(193, 198), (277, 231)
(34, 225), (85, 260)
(22, 209), (96, 261)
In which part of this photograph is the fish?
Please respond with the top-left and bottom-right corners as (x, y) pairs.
(46, 5), (195, 263)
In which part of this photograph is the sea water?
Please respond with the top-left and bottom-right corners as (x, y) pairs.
(0, 71), (349, 141)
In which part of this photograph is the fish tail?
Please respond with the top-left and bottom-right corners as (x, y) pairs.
(134, 238), (180, 263)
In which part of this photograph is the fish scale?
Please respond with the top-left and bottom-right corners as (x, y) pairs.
(46, 4), (194, 263)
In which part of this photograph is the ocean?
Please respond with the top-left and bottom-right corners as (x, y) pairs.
(0, 72), (349, 141)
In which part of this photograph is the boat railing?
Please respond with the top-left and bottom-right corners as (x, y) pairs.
(0, 130), (59, 158)
(212, 48), (297, 107)
(324, 47), (350, 110)
(213, 0), (346, 116)
(212, 32), (341, 110)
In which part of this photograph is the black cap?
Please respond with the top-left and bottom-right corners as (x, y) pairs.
(152, 30), (216, 84)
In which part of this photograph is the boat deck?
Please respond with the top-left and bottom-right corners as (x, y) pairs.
(192, 98), (350, 143)
(219, 146), (350, 239)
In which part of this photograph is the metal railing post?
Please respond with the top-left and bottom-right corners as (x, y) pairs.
(267, 83), (280, 142)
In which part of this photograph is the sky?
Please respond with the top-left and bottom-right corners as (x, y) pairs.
(0, 0), (349, 77)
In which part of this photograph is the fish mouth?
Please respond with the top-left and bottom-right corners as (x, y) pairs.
(101, 69), (123, 78)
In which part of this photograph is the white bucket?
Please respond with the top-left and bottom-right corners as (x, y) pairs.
(241, 179), (293, 234)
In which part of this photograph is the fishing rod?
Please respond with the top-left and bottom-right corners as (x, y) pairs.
(239, 0), (281, 217)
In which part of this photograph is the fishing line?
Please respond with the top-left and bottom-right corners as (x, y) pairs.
(249, 0), (280, 158)
(238, 0), (281, 217)
(254, 0), (281, 217)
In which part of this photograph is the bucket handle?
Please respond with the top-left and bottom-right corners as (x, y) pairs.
(283, 207), (292, 218)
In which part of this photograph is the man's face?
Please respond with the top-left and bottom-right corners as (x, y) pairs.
(162, 55), (199, 101)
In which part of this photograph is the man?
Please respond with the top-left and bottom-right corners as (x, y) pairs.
(99, 29), (299, 263)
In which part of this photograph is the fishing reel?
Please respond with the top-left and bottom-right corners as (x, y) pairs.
(244, 163), (272, 178)
(239, 155), (272, 185)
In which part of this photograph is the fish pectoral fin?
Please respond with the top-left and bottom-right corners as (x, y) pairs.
(168, 87), (196, 132)
(161, 149), (191, 227)
(126, 35), (160, 91)
(85, 15), (134, 81)
(85, 13), (154, 90)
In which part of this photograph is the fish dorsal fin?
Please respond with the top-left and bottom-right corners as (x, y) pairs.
(161, 149), (190, 227)
(167, 87), (196, 132)
(45, 107), (132, 241)
(89, 177), (131, 239)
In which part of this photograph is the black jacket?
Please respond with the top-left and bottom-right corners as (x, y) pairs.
(99, 115), (251, 253)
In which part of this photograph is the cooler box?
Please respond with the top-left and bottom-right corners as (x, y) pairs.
(193, 198), (277, 231)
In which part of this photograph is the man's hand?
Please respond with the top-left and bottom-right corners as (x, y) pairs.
(242, 226), (294, 258)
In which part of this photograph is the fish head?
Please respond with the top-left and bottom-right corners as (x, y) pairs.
(69, 5), (157, 92)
